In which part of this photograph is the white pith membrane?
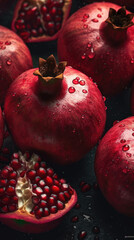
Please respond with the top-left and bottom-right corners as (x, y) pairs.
(15, 153), (40, 214)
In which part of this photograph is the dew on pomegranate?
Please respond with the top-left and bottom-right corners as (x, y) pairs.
(113, 120), (119, 126)
(97, 14), (102, 18)
(83, 14), (89, 19)
(102, 96), (106, 102)
(68, 87), (76, 93)
(131, 59), (134, 64)
(81, 53), (86, 60)
(92, 18), (99, 23)
(6, 59), (12, 66)
(79, 80), (85, 86)
(87, 42), (92, 48)
(88, 48), (95, 59)
(120, 139), (126, 143)
(122, 144), (130, 152)
(72, 78), (79, 84)
(126, 153), (131, 158)
(83, 24), (88, 29)
(82, 89), (87, 93)
(5, 41), (11, 45)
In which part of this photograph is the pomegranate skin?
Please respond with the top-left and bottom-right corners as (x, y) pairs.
(0, 107), (4, 149)
(95, 117), (134, 216)
(131, 81), (134, 115)
(4, 65), (106, 165)
(0, 25), (33, 105)
(57, 2), (134, 96)
(86, 0), (133, 9)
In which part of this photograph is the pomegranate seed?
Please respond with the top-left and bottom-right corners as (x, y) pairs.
(35, 176), (41, 183)
(68, 186), (74, 195)
(71, 216), (79, 223)
(38, 27), (44, 35)
(44, 186), (51, 195)
(10, 159), (21, 170)
(50, 206), (57, 214)
(55, 15), (62, 22)
(32, 196), (40, 205)
(51, 185), (60, 194)
(44, 13), (52, 22)
(40, 161), (46, 168)
(55, 22), (61, 31)
(44, 207), (50, 216)
(53, 173), (58, 179)
(33, 184), (37, 189)
(38, 180), (46, 188)
(58, 192), (66, 202)
(54, 179), (59, 185)
(8, 204), (17, 212)
(20, 170), (26, 177)
(50, 7), (57, 17)
(1, 205), (8, 213)
(9, 171), (17, 179)
(12, 153), (19, 159)
(0, 179), (7, 186)
(31, 29), (38, 37)
(27, 170), (36, 180)
(37, 168), (46, 178)
(34, 162), (39, 170)
(60, 179), (66, 184)
(1, 168), (9, 178)
(0, 187), (5, 195)
(11, 196), (18, 204)
(45, 176), (53, 186)
(51, 193), (58, 200)
(64, 191), (70, 200)
(35, 187), (43, 195)
(41, 5), (47, 14)
(40, 193), (47, 201)
(6, 186), (15, 196)
(39, 200), (47, 208)
(8, 179), (16, 186)
(48, 197), (55, 206)
(19, 11), (25, 18)
(57, 200), (64, 210)
(1, 196), (10, 204)
(47, 168), (54, 176)
(74, 203), (81, 209)
(81, 183), (91, 192)
(35, 208), (43, 219)
(61, 183), (69, 191)
(20, 31), (30, 41)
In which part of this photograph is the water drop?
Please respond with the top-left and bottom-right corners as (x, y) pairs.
(122, 144), (130, 152)
(82, 89), (87, 93)
(97, 14), (102, 18)
(88, 48), (95, 59)
(119, 124), (125, 127)
(71, 215), (79, 223)
(78, 231), (87, 239)
(68, 87), (75, 93)
(79, 80), (85, 86)
(120, 139), (126, 143)
(92, 18), (98, 23)
(83, 24), (88, 29)
(126, 153), (131, 158)
(72, 78), (79, 84)
(82, 19), (87, 22)
(81, 53), (86, 60)
(131, 59), (134, 64)
(5, 41), (11, 45)
(83, 13), (89, 19)
(6, 59), (12, 66)
(89, 77), (93, 82)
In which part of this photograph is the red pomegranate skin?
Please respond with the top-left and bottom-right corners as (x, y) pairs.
(86, 0), (133, 8)
(4, 65), (106, 165)
(0, 25), (33, 105)
(131, 81), (134, 115)
(95, 117), (134, 216)
(57, 2), (134, 96)
(0, 107), (4, 149)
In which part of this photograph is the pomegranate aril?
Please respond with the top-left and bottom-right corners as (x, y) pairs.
(51, 185), (60, 194)
(1, 196), (10, 204)
(31, 29), (38, 37)
(40, 161), (46, 168)
(8, 204), (17, 212)
(34, 176), (41, 183)
(1, 205), (8, 213)
(1, 169), (9, 178)
(54, 179), (59, 185)
(10, 159), (21, 170)
(50, 7), (57, 17)
(57, 200), (64, 210)
(55, 15), (62, 22)
(32, 196), (40, 205)
(22, 2), (29, 10)
(37, 167), (46, 178)
(8, 179), (16, 186)
(6, 186), (15, 196)
(35, 208), (43, 219)
(44, 13), (52, 22)
(34, 187), (43, 195)
(0, 187), (5, 195)
(27, 170), (36, 180)
(38, 180), (46, 188)
(0, 179), (7, 186)
(10, 171), (17, 179)
(48, 197), (55, 206)
(51, 193), (58, 200)
(20, 171), (26, 177)
(58, 192), (66, 202)
(38, 27), (44, 35)
(20, 31), (30, 41)
(68, 186), (74, 195)
(64, 191), (71, 200)
(44, 207), (50, 216)
(61, 183), (69, 191)
(47, 168), (54, 176)
(19, 11), (25, 18)
(50, 205), (57, 214)
(53, 173), (58, 179)
(44, 186), (51, 195)
(15, 19), (25, 30)
(5, 166), (13, 172)
(41, 5), (47, 14)
(45, 176), (53, 186)
(39, 200), (47, 208)
(34, 162), (39, 170)
(12, 153), (19, 159)
(40, 193), (47, 201)
(11, 196), (18, 204)
(54, 0), (64, 8)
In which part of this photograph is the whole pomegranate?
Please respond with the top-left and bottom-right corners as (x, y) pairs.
(11, 0), (72, 42)
(58, 3), (134, 96)
(4, 55), (106, 165)
(83, 0), (134, 9)
(0, 25), (33, 105)
(95, 117), (134, 216)
(0, 108), (4, 149)
(0, 152), (77, 233)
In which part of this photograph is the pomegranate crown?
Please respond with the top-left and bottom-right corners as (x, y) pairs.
(106, 6), (134, 29)
(34, 55), (67, 83)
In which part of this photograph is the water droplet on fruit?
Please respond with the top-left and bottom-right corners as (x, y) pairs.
(83, 14), (89, 19)
(126, 153), (131, 158)
(97, 14), (102, 18)
(24, 92), (28, 96)
(122, 144), (130, 151)
(5, 41), (11, 45)
(81, 54), (86, 60)
(72, 78), (79, 84)
(92, 226), (100, 234)
(0, 46), (6, 50)
(88, 48), (95, 59)
(120, 139), (126, 143)
(6, 59), (12, 66)
(98, 7), (102, 11)
(92, 18), (98, 23)
(68, 87), (75, 93)
(78, 230), (87, 239)
(71, 215), (79, 223)
(79, 80), (85, 86)
(82, 89), (87, 93)
(131, 59), (134, 64)
(82, 19), (87, 22)
(83, 24), (88, 29)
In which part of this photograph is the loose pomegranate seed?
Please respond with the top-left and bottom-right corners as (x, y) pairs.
(51, 185), (60, 194)
(50, 206), (57, 214)
(37, 168), (46, 178)
(45, 176), (53, 186)
(81, 183), (91, 192)
(57, 200), (64, 210)
(6, 186), (15, 196)
(10, 159), (21, 170)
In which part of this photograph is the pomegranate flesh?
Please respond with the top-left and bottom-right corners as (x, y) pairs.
(4, 55), (106, 165)
(0, 25), (33, 105)
(95, 117), (134, 216)
(0, 152), (77, 233)
(11, 0), (72, 42)
(58, 3), (134, 96)
(0, 108), (4, 149)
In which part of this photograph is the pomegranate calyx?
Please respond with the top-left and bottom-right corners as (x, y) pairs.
(106, 6), (134, 29)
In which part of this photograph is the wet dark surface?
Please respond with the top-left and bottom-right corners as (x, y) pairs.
(0, 0), (134, 239)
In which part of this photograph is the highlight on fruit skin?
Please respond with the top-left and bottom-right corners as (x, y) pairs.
(0, 152), (77, 233)
(0, 108), (4, 150)
(4, 55), (106, 165)
(11, 0), (72, 42)
(95, 117), (134, 216)
(57, 2), (134, 96)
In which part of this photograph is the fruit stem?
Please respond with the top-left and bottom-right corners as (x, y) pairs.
(34, 55), (67, 96)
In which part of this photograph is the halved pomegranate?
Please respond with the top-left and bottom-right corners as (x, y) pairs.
(11, 0), (72, 42)
(0, 108), (4, 150)
(0, 152), (77, 233)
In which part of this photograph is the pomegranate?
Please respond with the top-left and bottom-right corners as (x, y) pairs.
(0, 25), (33, 105)
(82, 0), (134, 9)
(95, 117), (134, 216)
(4, 55), (106, 165)
(131, 81), (134, 115)
(0, 108), (4, 149)
(11, 0), (72, 42)
(0, 152), (77, 233)
(57, 3), (134, 96)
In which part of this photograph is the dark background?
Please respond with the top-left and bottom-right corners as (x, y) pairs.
(0, 0), (134, 239)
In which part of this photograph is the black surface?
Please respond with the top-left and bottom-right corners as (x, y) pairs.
(0, 1), (134, 240)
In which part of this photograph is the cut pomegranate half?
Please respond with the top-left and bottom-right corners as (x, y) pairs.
(0, 152), (77, 233)
(11, 0), (72, 42)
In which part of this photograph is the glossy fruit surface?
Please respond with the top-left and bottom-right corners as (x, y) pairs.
(0, 108), (4, 149)
(95, 117), (134, 216)
(11, 0), (72, 42)
(84, 0), (134, 9)
(0, 152), (77, 233)
(58, 2), (134, 96)
(4, 55), (106, 165)
(0, 25), (33, 105)
(131, 81), (134, 115)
